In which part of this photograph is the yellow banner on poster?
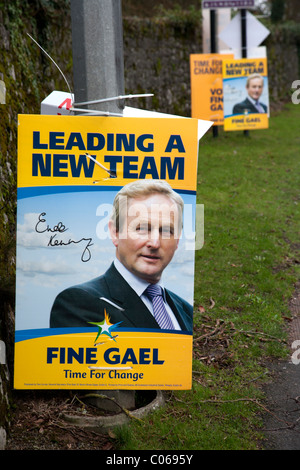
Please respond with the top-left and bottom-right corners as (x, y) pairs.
(14, 330), (192, 390)
(190, 53), (234, 125)
(224, 113), (269, 131)
(222, 57), (269, 131)
(17, 114), (198, 192)
(15, 114), (200, 390)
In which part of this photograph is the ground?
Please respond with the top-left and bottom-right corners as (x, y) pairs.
(5, 389), (161, 451)
(262, 359), (300, 449)
(5, 390), (118, 450)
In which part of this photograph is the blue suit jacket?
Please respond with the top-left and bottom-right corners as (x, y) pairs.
(50, 263), (193, 332)
(233, 97), (267, 115)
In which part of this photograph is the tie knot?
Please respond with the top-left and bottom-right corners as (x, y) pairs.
(144, 283), (163, 300)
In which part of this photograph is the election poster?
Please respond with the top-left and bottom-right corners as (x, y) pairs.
(14, 114), (201, 390)
(222, 57), (269, 131)
(190, 53), (234, 126)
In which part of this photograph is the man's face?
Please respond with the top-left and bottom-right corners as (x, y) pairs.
(109, 193), (180, 284)
(247, 77), (264, 101)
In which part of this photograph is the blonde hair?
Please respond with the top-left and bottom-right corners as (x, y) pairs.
(246, 73), (264, 88)
(111, 180), (184, 232)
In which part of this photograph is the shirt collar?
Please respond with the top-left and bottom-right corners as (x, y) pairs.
(113, 258), (165, 298)
(248, 95), (258, 106)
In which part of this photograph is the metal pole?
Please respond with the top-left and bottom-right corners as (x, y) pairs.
(210, 9), (218, 138)
(210, 9), (217, 54)
(241, 8), (249, 137)
(241, 9), (247, 59)
(70, 0), (135, 412)
(70, 0), (125, 115)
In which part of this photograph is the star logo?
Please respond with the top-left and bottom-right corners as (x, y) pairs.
(89, 310), (122, 343)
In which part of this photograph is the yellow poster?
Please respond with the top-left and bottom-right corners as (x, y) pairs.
(222, 57), (269, 131)
(14, 115), (199, 390)
(190, 53), (234, 125)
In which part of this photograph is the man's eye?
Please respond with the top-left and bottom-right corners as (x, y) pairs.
(136, 224), (148, 232)
(161, 226), (174, 236)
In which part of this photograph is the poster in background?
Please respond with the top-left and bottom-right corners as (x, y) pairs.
(222, 57), (269, 131)
(190, 53), (234, 126)
(14, 114), (200, 390)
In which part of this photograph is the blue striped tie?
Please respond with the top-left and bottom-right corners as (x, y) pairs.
(255, 101), (265, 113)
(144, 284), (174, 330)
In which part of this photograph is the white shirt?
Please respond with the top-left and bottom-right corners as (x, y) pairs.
(247, 95), (265, 113)
(113, 259), (181, 330)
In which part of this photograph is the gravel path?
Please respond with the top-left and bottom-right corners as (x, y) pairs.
(262, 287), (300, 450)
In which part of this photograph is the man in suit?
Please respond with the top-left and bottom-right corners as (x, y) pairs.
(50, 180), (193, 332)
(233, 74), (267, 115)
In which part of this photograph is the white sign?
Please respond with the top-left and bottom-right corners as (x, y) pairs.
(0, 80), (6, 104)
(40, 91), (213, 140)
(221, 45), (267, 60)
(202, 0), (254, 8)
(219, 10), (270, 50)
(0, 340), (5, 364)
(41, 90), (74, 115)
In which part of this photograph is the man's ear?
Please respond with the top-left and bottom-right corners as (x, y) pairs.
(175, 232), (181, 251)
(108, 219), (119, 248)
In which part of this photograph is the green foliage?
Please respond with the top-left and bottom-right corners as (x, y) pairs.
(115, 104), (299, 450)
(269, 20), (300, 44)
(154, 3), (202, 30)
(271, 0), (285, 23)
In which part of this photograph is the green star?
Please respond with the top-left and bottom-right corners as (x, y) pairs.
(89, 312), (122, 342)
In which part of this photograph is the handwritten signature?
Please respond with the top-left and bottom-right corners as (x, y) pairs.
(35, 212), (93, 262)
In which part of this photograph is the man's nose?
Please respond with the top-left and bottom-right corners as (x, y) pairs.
(147, 229), (161, 248)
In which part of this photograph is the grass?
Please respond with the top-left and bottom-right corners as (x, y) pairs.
(115, 103), (300, 450)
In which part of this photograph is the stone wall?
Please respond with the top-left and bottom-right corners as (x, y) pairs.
(123, 17), (202, 116)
